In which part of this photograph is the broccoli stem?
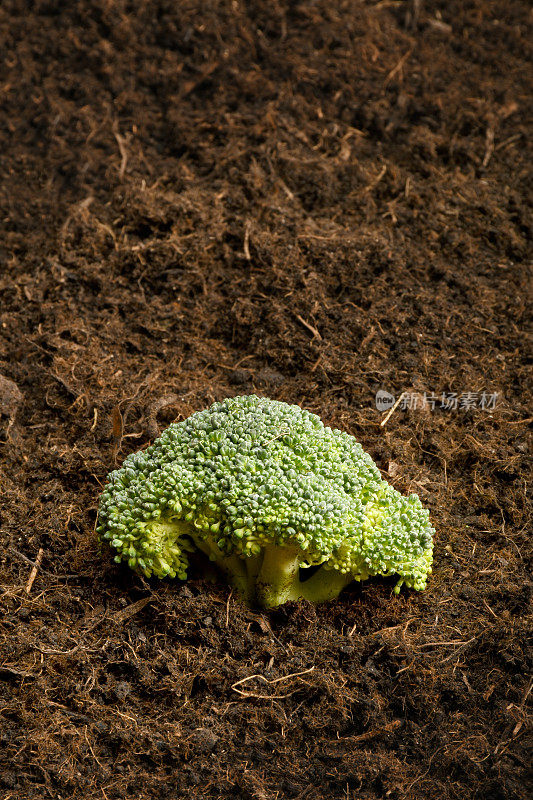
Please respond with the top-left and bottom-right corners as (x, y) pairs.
(255, 545), (301, 608)
(148, 520), (352, 608)
(299, 566), (354, 604)
(244, 553), (264, 582)
(191, 534), (254, 604)
(254, 546), (354, 608)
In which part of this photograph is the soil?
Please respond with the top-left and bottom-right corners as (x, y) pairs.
(0, 1), (531, 799)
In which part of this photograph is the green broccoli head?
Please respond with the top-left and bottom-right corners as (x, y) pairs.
(97, 395), (434, 608)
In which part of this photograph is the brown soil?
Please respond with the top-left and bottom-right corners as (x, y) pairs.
(0, 2), (531, 798)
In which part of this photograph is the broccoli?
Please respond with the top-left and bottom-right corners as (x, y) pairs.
(97, 395), (434, 608)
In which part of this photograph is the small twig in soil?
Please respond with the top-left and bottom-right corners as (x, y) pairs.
(111, 405), (124, 463)
(310, 355), (322, 372)
(0, 666), (36, 680)
(37, 643), (82, 656)
(482, 599), (499, 620)
(25, 548), (43, 593)
(232, 666), (315, 698)
(60, 195), (93, 241)
(243, 220), (251, 260)
(334, 718), (403, 744)
(419, 639), (471, 648)
(113, 126), (129, 180)
(362, 164), (387, 194)
(294, 313), (322, 340)
(84, 725), (105, 768)
(439, 636), (477, 663)
(482, 120), (495, 168)
(10, 547), (77, 580)
(380, 392), (407, 427)
(495, 133), (522, 151)
(371, 618), (417, 643)
(385, 49), (413, 85)
(146, 393), (180, 438)
(111, 596), (152, 624)
(225, 591), (233, 628)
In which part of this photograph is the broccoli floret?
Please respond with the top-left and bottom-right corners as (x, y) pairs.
(97, 395), (434, 608)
